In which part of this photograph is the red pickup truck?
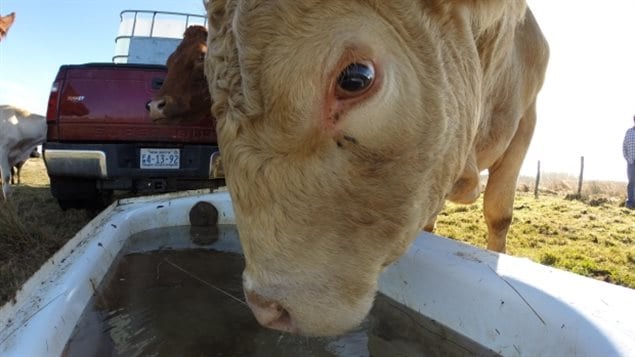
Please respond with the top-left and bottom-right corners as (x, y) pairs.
(43, 63), (222, 209)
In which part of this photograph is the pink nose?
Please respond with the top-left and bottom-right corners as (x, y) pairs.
(147, 98), (167, 119)
(244, 289), (297, 333)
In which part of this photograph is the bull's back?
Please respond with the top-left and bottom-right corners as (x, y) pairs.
(0, 106), (46, 159)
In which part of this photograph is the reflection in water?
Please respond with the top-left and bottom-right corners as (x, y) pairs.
(63, 226), (498, 357)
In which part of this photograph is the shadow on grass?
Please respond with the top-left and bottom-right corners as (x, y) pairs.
(0, 185), (97, 306)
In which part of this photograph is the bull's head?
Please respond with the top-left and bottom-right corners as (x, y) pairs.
(149, 25), (211, 123)
(206, 0), (531, 336)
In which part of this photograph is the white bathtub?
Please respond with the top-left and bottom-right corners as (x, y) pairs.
(1, 190), (634, 356)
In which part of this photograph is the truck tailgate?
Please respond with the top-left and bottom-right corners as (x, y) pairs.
(54, 64), (216, 144)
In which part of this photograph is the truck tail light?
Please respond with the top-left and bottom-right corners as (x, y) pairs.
(46, 80), (60, 123)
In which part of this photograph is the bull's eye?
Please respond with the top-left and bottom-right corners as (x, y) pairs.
(336, 63), (375, 97)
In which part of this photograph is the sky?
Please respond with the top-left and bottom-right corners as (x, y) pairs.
(1, 1), (633, 182)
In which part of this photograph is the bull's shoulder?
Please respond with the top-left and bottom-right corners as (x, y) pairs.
(516, 8), (550, 72)
(474, 4), (548, 105)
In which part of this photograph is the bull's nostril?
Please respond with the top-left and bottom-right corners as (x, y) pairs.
(275, 307), (292, 326)
(244, 290), (283, 320)
(244, 290), (297, 333)
(148, 99), (168, 120)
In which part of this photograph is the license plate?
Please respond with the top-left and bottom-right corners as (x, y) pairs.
(140, 148), (180, 169)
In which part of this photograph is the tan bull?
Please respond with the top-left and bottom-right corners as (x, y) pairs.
(206, 0), (549, 336)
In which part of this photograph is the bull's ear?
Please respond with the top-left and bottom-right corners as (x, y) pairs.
(0, 12), (16, 37)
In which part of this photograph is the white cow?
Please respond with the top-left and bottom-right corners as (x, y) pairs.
(11, 147), (41, 184)
(0, 105), (47, 200)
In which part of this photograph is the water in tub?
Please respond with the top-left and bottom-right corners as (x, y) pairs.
(63, 225), (498, 356)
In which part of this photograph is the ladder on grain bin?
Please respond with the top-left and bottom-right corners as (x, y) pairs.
(113, 10), (207, 65)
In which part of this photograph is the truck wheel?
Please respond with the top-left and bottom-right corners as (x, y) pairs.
(50, 176), (112, 210)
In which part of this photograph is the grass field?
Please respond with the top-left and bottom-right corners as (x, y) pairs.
(0, 159), (95, 305)
(436, 191), (635, 288)
(1, 158), (634, 306)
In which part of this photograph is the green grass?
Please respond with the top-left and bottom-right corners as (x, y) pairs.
(0, 159), (94, 305)
(436, 192), (635, 288)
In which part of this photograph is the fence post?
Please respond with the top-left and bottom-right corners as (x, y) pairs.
(534, 160), (541, 199)
(577, 156), (584, 196)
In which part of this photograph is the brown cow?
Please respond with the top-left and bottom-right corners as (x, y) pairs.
(206, 0), (549, 336)
(148, 25), (211, 123)
(0, 12), (15, 41)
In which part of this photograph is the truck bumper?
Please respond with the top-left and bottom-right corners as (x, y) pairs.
(44, 149), (108, 178)
(43, 142), (223, 183)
